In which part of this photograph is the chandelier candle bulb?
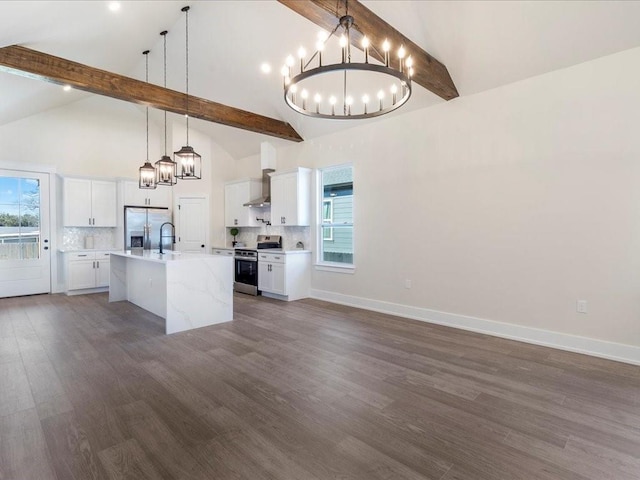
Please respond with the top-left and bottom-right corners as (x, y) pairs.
(340, 35), (347, 63)
(377, 90), (384, 110)
(383, 39), (391, 66)
(298, 46), (306, 72)
(314, 93), (322, 114)
(316, 41), (324, 66)
(362, 36), (370, 63)
(346, 95), (353, 116)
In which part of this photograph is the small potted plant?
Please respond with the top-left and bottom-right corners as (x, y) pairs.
(229, 227), (239, 247)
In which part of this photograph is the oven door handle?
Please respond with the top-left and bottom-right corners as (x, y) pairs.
(235, 257), (257, 262)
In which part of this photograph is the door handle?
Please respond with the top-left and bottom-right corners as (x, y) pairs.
(201, 244), (205, 248)
(44, 246), (49, 250)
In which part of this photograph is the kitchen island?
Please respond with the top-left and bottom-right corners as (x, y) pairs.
(109, 251), (233, 334)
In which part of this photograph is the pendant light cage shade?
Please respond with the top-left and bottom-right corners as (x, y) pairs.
(174, 146), (201, 179)
(138, 50), (157, 189)
(139, 161), (157, 189)
(156, 155), (178, 185)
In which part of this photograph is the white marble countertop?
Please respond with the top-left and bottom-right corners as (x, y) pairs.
(111, 250), (217, 264)
(59, 248), (120, 253)
(258, 249), (311, 254)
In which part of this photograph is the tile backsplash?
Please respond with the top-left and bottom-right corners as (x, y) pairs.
(231, 226), (310, 250)
(62, 227), (117, 250)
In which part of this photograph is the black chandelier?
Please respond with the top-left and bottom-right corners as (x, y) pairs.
(281, 1), (414, 120)
(138, 50), (157, 189)
(155, 30), (177, 186)
(174, 5), (201, 180)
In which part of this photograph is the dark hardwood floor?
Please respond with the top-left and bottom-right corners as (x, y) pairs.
(1, 292), (639, 479)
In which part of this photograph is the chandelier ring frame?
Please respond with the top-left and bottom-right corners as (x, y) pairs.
(284, 62), (412, 120)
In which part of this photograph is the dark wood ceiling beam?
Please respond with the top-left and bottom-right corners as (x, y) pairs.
(0, 45), (303, 143)
(278, 0), (459, 101)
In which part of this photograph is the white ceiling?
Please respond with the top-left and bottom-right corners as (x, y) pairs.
(2, 0), (640, 159)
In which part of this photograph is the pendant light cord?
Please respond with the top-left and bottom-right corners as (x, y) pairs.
(183, 6), (190, 146)
(143, 50), (150, 161)
(161, 31), (168, 156)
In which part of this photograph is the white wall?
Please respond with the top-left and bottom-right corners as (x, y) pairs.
(239, 46), (640, 356)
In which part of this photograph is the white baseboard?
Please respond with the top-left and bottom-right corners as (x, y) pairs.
(309, 289), (640, 366)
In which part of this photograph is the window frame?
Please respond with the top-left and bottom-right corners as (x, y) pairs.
(316, 163), (354, 273)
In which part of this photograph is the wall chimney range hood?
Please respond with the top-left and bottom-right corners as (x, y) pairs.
(244, 168), (275, 207)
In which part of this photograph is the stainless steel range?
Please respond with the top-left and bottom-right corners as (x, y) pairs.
(234, 235), (282, 296)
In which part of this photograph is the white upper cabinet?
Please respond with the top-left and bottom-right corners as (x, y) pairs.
(122, 180), (171, 208)
(63, 178), (117, 227)
(269, 168), (311, 226)
(224, 179), (262, 227)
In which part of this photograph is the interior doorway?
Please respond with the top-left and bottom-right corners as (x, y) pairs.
(175, 195), (208, 253)
(0, 169), (51, 298)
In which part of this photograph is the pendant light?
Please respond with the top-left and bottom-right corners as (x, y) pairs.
(138, 50), (157, 189)
(155, 30), (177, 186)
(174, 5), (201, 180)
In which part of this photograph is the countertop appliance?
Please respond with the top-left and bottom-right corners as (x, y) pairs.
(124, 207), (172, 251)
(234, 235), (282, 296)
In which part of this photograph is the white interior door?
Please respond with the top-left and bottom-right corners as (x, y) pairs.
(0, 170), (51, 298)
(176, 196), (208, 253)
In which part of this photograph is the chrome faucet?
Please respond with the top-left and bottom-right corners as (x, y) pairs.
(159, 222), (175, 254)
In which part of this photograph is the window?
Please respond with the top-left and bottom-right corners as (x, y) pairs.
(322, 199), (333, 240)
(318, 164), (353, 267)
(0, 176), (41, 260)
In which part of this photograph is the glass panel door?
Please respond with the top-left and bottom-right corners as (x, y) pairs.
(0, 170), (50, 297)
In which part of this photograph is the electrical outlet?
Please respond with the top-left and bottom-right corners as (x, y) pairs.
(576, 300), (588, 314)
(404, 279), (412, 289)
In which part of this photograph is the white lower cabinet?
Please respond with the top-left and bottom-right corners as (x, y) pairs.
(212, 248), (235, 278)
(258, 254), (286, 295)
(65, 251), (112, 293)
(258, 251), (310, 301)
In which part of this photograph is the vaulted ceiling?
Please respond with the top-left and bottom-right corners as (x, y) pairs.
(2, 1), (640, 159)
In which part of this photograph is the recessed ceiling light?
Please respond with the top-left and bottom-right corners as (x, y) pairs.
(63, 85), (71, 92)
(260, 63), (272, 74)
(108, 2), (121, 12)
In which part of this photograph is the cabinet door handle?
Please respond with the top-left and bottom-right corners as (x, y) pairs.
(92, 261), (95, 268)
(97, 261), (100, 268)
(274, 256), (281, 260)
(78, 254), (88, 257)
(89, 217), (92, 225)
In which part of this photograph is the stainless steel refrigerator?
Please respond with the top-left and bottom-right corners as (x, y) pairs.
(124, 207), (173, 251)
